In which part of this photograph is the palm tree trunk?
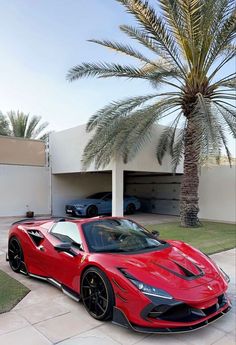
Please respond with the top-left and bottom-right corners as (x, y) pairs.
(180, 120), (200, 227)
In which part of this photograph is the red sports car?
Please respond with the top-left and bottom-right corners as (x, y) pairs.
(7, 216), (231, 333)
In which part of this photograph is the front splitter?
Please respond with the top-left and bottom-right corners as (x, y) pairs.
(112, 304), (231, 334)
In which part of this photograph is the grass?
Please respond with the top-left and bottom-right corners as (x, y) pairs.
(145, 221), (236, 255)
(0, 270), (30, 313)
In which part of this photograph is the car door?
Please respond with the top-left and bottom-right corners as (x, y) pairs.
(46, 222), (84, 291)
(100, 193), (112, 214)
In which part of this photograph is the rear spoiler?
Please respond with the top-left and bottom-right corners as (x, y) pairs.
(12, 216), (77, 226)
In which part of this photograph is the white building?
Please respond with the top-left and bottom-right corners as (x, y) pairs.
(49, 124), (236, 223)
(0, 125), (235, 223)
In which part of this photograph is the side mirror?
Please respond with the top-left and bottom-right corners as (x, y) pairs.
(151, 230), (160, 238)
(54, 242), (77, 257)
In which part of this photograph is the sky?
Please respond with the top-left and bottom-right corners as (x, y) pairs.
(0, 0), (235, 154)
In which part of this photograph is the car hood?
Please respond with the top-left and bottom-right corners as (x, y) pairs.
(96, 241), (227, 302)
(67, 199), (99, 206)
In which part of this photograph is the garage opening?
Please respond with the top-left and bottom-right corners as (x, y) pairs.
(124, 172), (183, 216)
(51, 171), (112, 216)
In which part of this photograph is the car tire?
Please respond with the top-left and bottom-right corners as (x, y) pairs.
(8, 237), (24, 273)
(86, 205), (98, 218)
(126, 203), (136, 215)
(81, 267), (115, 321)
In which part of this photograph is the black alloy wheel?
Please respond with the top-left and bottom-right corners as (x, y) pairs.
(8, 237), (24, 272)
(81, 267), (115, 320)
(86, 205), (98, 218)
(126, 203), (136, 215)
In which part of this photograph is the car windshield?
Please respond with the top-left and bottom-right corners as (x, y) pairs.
(82, 219), (165, 253)
(86, 192), (110, 199)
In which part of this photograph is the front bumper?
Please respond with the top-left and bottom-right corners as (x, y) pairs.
(65, 206), (85, 216)
(112, 293), (231, 333)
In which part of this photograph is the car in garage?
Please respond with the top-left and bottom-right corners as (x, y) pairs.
(65, 192), (141, 217)
(7, 216), (231, 333)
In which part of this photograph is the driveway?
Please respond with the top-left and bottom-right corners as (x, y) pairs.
(0, 217), (235, 345)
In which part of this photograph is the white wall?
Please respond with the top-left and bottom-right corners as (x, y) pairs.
(50, 124), (183, 175)
(0, 165), (51, 217)
(51, 172), (112, 215)
(49, 125), (112, 174)
(199, 166), (236, 223)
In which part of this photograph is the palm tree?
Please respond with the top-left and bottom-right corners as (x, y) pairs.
(67, 0), (236, 227)
(0, 112), (10, 136)
(5, 111), (49, 140)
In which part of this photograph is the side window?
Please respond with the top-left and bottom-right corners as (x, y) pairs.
(103, 193), (112, 201)
(51, 222), (82, 244)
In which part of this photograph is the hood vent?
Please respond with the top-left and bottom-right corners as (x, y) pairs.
(153, 260), (204, 280)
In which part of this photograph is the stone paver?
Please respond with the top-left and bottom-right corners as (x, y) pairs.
(175, 325), (226, 345)
(93, 323), (149, 345)
(0, 216), (235, 345)
(34, 311), (101, 343)
(213, 334), (236, 345)
(57, 328), (122, 345)
(135, 335), (188, 345)
(130, 212), (179, 225)
(0, 325), (52, 345)
(16, 301), (71, 324)
(0, 311), (29, 335)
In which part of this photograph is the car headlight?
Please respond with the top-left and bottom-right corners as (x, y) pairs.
(130, 278), (173, 299)
(119, 268), (173, 299)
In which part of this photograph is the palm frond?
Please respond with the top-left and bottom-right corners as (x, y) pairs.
(25, 115), (41, 138)
(120, 24), (163, 55)
(122, 104), (181, 162)
(218, 127), (232, 166)
(117, 0), (186, 75)
(216, 100), (236, 109)
(214, 102), (236, 138)
(156, 113), (182, 165)
(212, 93), (236, 102)
(192, 95), (224, 161)
(201, 0), (235, 63)
(159, 0), (186, 48)
(38, 131), (51, 141)
(86, 94), (160, 132)
(204, 7), (236, 71)
(208, 45), (236, 81)
(107, 108), (158, 164)
(88, 39), (154, 65)
(213, 72), (236, 87)
(0, 113), (10, 136)
(219, 77), (236, 89)
(32, 121), (50, 139)
(67, 62), (141, 80)
(82, 97), (181, 169)
(67, 61), (179, 83)
(175, 0), (203, 67)
(196, 94), (221, 148)
(7, 111), (29, 137)
(6, 111), (49, 140)
(171, 121), (187, 172)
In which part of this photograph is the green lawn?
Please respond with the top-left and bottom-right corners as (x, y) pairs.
(145, 221), (236, 254)
(0, 270), (30, 313)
